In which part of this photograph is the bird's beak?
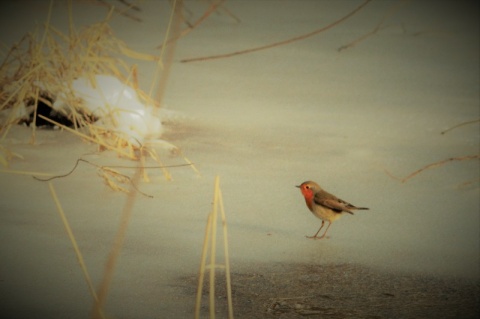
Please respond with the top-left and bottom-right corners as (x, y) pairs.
(295, 185), (300, 188)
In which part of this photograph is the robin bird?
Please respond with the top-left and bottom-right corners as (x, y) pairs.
(296, 181), (368, 239)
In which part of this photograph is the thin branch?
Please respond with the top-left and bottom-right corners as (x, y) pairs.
(184, 0), (225, 33)
(385, 155), (480, 183)
(338, 0), (412, 52)
(95, 0), (142, 22)
(181, 0), (372, 63)
(117, 0), (141, 12)
(33, 158), (193, 197)
(158, 0), (227, 49)
(217, 2), (241, 24)
(441, 119), (480, 135)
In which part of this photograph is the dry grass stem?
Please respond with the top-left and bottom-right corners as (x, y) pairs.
(209, 177), (219, 318)
(0, 145), (23, 167)
(91, 168), (142, 319)
(181, 0), (372, 63)
(338, 0), (412, 52)
(93, 0), (143, 22)
(48, 181), (105, 319)
(0, 168), (52, 177)
(36, 115), (136, 159)
(32, 157), (193, 197)
(158, 0), (233, 49)
(36, 115), (180, 183)
(195, 213), (213, 318)
(183, 155), (201, 177)
(141, 143), (173, 181)
(218, 180), (234, 319)
(153, 0), (182, 107)
(195, 176), (234, 319)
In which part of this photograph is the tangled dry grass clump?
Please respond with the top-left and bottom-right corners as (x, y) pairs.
(0, 2), (200, 187)
(0, 5), (157, 149)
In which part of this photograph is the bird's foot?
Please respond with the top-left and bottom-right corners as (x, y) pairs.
(305, 235), (328, 240)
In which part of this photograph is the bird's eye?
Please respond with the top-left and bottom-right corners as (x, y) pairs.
(305, 185), (310, 189)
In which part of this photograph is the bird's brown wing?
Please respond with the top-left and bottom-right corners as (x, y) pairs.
(314, 192), (355, 214)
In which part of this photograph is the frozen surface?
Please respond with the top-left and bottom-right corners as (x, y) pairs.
(0, 1), (479, 318)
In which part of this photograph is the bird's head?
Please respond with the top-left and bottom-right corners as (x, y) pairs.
(296, 181), (321, 198)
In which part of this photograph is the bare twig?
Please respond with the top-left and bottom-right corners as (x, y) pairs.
(158, 0), (227, 49)
(33, 158), (193, 197)
(91, 168), (141, 319)
(94, 0), (142, 22)
(217, 2), (241, 24)
(441, 119), (480, 135)
(183, 0), (224, 35)
(118, 0), (141, 12)
(385, 155), (480, 183)
(338, 0), (411, 52)
(181, 0), (372, 63)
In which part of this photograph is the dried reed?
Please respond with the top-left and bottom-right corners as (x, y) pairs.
(0, 144), (23, 167)
(48, 181), (105, 319)
(195, 176), (234, 319)
(89, 1), (184, 317)
(0, 168), (52, 177)
(91, 168), (142, 319)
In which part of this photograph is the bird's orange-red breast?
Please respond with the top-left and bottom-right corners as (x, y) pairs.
(296, 181), (368, 239)
(299, 182), (315, 211)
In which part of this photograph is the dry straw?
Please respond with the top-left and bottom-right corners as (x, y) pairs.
(195, 176), (234, 319)
(91, 168), (142, 319)
(0, 0), (197, 182)
(48, 181), (105, 319)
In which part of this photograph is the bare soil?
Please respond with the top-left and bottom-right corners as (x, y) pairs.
(181, 262), (480, 319)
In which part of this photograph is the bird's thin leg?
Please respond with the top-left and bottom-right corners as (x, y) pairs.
(318, 221), (332, 239)
(307, 221), (324, 239)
